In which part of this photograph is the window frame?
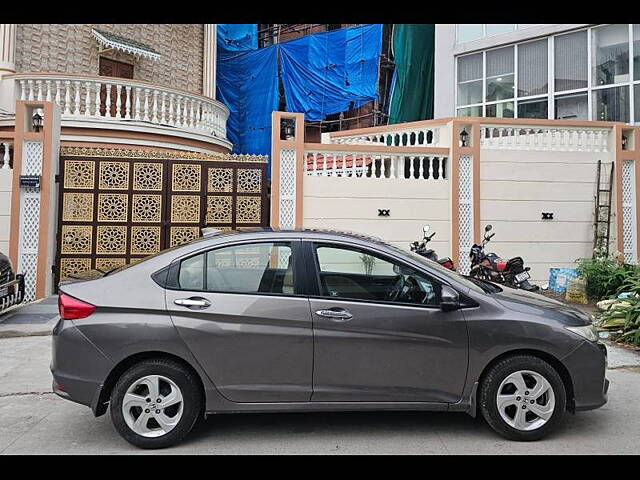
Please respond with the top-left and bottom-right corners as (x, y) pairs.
(165, 239), (307, 298)
(306, 240), (445, 309)
(453, 24), (640, 123)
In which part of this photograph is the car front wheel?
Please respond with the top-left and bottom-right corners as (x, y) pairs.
(110, 359), (203, 449)
(479, 355), (566, 441)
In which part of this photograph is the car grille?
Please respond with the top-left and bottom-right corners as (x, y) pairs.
(0, 266), (12, 285)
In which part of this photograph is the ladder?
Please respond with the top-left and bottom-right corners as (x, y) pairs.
(593, 160), (615, 257)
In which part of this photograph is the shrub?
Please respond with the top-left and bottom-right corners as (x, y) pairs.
(597, 296), (640, 347)
(575, 256), (631, 299)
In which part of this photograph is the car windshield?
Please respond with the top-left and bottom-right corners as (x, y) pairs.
(384, 242), (489, 294)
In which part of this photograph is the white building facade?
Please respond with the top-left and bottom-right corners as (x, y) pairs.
(434, 24), (640, 125)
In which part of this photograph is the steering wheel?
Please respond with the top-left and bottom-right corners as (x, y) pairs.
(385, 275), (406, 302)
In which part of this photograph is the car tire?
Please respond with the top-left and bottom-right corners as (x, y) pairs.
(479, 355), (566, 441)
(110, 358), (203, 449)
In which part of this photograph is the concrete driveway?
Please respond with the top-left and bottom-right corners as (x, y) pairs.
(1, 335), (639, 454)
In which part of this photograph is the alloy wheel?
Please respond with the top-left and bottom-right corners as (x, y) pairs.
(121, 374), (184, 438)
(496, 370), (555, 431)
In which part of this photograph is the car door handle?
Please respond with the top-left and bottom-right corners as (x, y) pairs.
(315, 309), (353, 321)
(174, 297), (211, 309)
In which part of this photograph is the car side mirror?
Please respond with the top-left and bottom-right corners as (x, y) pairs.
(440, 285), (460, 312)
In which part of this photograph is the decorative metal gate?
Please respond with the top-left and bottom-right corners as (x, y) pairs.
(55, 147), (268, 282)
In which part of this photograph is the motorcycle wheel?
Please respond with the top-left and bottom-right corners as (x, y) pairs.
(519, 279), (539, 291)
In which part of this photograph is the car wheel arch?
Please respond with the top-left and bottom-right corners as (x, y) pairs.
(473, 348), (575, 416)
(93, 351), (206, 418)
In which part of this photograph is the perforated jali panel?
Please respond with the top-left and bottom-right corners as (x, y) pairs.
(458, 155), (474, 275)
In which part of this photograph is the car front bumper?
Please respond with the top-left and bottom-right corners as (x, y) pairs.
(562, 340), (609, 411)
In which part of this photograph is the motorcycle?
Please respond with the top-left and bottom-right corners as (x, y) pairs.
(469, 224), (539, 291)
(410, 225), (456, 270)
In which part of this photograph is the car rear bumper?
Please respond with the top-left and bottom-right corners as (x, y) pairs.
(50, 318), (114, 413)
(563, 340), (609, 411)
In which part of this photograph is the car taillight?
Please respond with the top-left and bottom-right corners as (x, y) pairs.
(58, 293), (96, 320)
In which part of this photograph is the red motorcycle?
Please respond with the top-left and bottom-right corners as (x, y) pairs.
(410, 225), (455, 270)
(469, 225), (539, 291)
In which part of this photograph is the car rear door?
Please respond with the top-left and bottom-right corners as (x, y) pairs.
(165, 238), (313, 403)
(306, 240), (468, 403)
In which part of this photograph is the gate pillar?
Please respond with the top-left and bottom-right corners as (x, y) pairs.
(8, 101), (61, 301)
(270, 111), (305, 229)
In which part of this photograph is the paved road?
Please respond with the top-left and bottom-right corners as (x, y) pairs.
(1, 335), (639, 454)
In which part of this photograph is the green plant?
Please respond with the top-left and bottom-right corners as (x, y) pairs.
(596, 296), (640, 347)
(360, 253), (376, 276)
(576, 256), (628, 299)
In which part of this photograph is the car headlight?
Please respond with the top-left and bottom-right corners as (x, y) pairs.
(565, 324), (599, 342)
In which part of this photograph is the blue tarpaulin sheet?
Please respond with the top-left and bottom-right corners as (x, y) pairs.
(279, 24), (382, 121)
(215, 24), (382, 165)
(217, 24), (258, 51)
(216, 46), (279, 162)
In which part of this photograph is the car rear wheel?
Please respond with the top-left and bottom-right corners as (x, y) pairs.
(479, 355), (566, 441)
(110, 359), (202, 449)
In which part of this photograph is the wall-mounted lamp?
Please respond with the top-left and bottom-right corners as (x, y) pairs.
(622, 135), (628, 150)
(281, 118), (295, 141)
(460, 128), (469, 147)
(32, 111), (43, 133)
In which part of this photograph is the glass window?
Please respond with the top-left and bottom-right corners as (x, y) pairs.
(633, 25), (640, 80)
(486, 24), (515, 36)
(635, 84), (640, 124)
(457, 53), (483, 106)
(457, 24), (484, 43)
(594, 85), (629, 122)
(518, 39), (548, 97)
(517, 98), (548, 119)
(204, 242), (295, 294)
(314, 245), (441, 306)
(179, 254), (205, 290)
(592, 24), (629, 86)
(555, 93), (588, 120)
(486, 102), (514, 118)
(555, 30), (588, 91)
(457, 105), (482, 117)
(486, 46), (514, 101)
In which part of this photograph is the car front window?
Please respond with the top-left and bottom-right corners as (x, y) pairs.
(314, 243), (441, 306)
(383, 243), (487, 294)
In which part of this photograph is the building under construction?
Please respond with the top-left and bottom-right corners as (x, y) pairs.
(257, 24), (395, 142)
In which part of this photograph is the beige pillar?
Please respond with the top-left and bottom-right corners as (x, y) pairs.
(8, 101), (61, 300)
(0, 24), (17, 113)
(203, 24), (216, 99)
(0, 24), (16, 73)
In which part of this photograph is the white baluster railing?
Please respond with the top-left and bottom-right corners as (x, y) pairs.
(304, 146), (448, 181)
(480, 123), (611, 152)
(329, 124), (445, 148)
(10, 73), (229, 141)
(0, 141), (13, 170)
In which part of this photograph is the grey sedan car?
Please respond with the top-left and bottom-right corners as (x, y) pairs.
(52, 229), (609, 449)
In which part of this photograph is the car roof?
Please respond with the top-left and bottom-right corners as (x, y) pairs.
(193, 227), (388, 246)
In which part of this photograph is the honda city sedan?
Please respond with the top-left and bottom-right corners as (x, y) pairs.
(52, 229), (609, 448)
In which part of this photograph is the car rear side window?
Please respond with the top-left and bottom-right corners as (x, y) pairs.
(178, 254), (205, 290)
(206, 242), (294, 294)
(176, 242), (295, 295)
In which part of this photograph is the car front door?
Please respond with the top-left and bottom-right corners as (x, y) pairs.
(166, 239), (313, 403)
(307, 241), (468, 403)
